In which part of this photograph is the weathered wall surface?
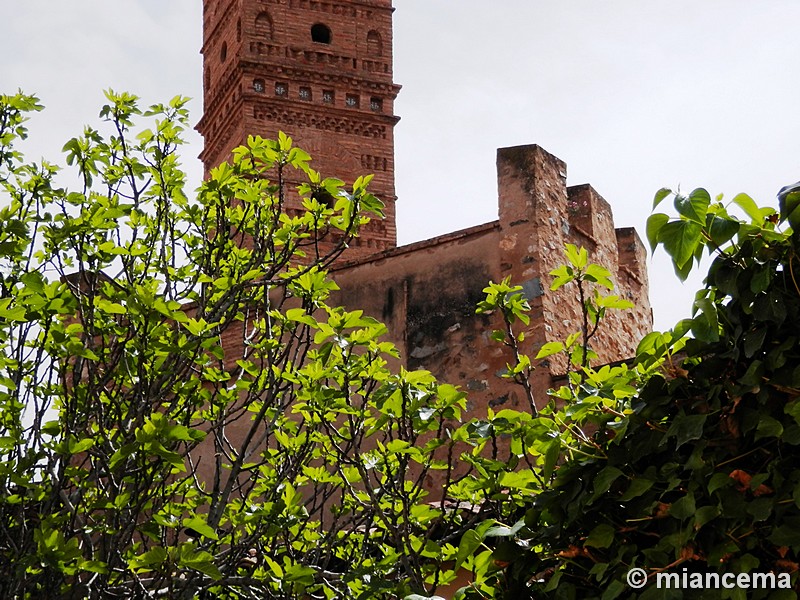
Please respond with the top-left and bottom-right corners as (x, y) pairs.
(330, 144), (653, 415)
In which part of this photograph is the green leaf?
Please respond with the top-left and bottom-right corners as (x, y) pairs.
(653, 187), (672, 209)
(674, 188), (710, 224)
(731, 192), (762, 222)
(584, 264), (613, 289)
(499, 470), (537, 490)
(693, 505), (720, 529)
(455, 529), (483, 570)
(664, 414), (707, 449)
(755, 415), (783, 440)
(658, 219), (703, 270)
(96, 298), (126, 314)
(130, 547), (167, 572)
(284, 563), (316, 586)
(768, 517), (800, 547)
(69, 438), (94, 454)
(543, 438), (561, 481)
(708, 472), (731, 495)
(670, 493), (696, 520)
(485, 519), (526, 538)
(42, 421), (60, 436)
(781, 190), (800, 229)
(620, 478), (654, 501)
(590, 466), (624, 502)
(691, 297), (719, 343)
(585, 524), (615, 549)
(0, 299), (27, 322)
(78, 559), (108, 574)
(743, 326), (767, 359)
(178, 544), (221, 580)
(706, 214), (740, 248)
(785, 401), (800, 426)
(182, 516), (219, 540)
(565, 244), (588, 270)
(536, 342), (564, 359)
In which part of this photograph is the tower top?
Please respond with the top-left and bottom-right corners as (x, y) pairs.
(197, 0), (401, 257)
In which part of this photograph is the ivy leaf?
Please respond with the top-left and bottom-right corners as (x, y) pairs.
(590, 466), (624, 502)
(670, 493), (696, 520)
(693, 505), (720, 529)
(664, 414), (707, 449)
(620, 478), (654, 501)
(755, 415), (783, 440)
(585, 524), (615, 549)
(691, 297), (719, 343)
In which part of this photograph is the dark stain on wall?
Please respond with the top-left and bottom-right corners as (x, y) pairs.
(406, 259), (491, 370)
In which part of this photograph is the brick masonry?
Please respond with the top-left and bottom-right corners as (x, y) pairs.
(197, 0), (653, 414)
(197, 0), (400, 259)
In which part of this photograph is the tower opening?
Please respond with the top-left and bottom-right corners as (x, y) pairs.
(311, 23), (332, 44)
(367, 30), (382, 56)
(255, 11), (274, 40)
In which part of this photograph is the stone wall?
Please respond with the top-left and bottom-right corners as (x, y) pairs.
(330, 144), (652, 413)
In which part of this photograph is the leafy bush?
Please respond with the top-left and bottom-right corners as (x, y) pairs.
(0, 91), (480, 599)
(458, 187), (800, 598)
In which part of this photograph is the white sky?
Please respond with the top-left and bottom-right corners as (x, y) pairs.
(2, 1), (799, 331)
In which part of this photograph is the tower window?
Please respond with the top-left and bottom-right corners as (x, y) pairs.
(311, 23), (332, 44)
(255, 12), (274, 40)
(253, 79), (265, 93)
(370, 97), (383, 112)
(322, 90), (335, 104)
(220, 41), (228, 62)
(346, 94), (359, 108)
(299, 86), (312, 101)
(275, 82), (288, 97)
(367, 30), (383, 57)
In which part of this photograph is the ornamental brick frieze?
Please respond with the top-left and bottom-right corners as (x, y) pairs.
(239, 60), (398, 93)
(252, 103), (388, 139)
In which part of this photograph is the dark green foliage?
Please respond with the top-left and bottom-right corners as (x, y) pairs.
(462, 190), (800, 598)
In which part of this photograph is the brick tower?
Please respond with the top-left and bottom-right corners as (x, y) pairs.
(197, 0), (401, 256)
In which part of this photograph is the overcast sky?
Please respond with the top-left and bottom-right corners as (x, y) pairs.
(2, 1), (799, 331)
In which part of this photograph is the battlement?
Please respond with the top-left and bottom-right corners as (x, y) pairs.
(329, 143), (652, 410)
